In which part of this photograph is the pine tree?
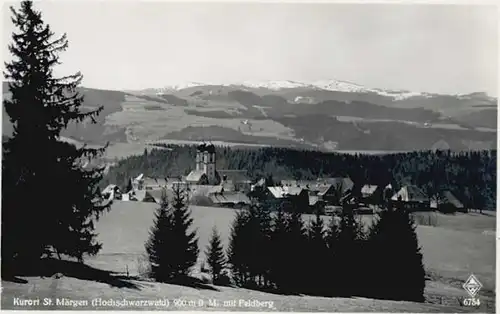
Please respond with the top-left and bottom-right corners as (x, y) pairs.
(249, 203), (273, 289)
(227, 209), (252, 287)
(305, 209), (329, 296)
(205, 226), (226, 285)
(145, 186), (199, 283)
(2, 1), (109, 275)
(368, 208), (426, 302)
(284, 209), (307, 294)
(335, 205), (366, 297)
(269, 205), (289, 292)
(324, 214), (340, 296)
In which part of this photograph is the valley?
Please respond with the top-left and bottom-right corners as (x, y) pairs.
(2, 80), (497, 161)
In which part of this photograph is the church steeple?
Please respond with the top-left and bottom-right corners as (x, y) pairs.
(196, 141), (216, 184)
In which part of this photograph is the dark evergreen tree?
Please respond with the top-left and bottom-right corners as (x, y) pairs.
(227, 209), (252, 287)
(305, 209), (329, 296)
(205, 226), (226, 285)
(283, 209), (307, 294)
(368, 208), (426, 302)
(125, 178), (133, 193)
(269, 205), (290, 292)
(324, 215), (340, 296)
(250, 203), (273, 289)
(335, 205), (367, 297)
(2, 1), (109, 275)
(145, 186), (199, 283)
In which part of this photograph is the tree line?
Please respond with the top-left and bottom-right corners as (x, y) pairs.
(145, 186), (426, 302)
(104, 144), (496, 211)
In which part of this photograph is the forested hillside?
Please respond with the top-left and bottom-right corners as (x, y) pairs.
(103, 145), (496, 211)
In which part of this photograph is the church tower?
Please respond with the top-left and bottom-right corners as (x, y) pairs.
(196, 143), (217, 184)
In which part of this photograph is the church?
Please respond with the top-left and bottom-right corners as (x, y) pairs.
(185, 143), (252, 192)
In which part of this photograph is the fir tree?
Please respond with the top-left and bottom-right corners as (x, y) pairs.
(249, 203), (273, 289)
(269, 205), (290, 292)
(2, 1), (109, 275)
(145, 186), (199, 283)
(335, 205), (367, 297)
(305, 209), (329, 296)
(205, 226), (226, 285)
(284, 209), (307, 294)
(368, 208), (426, 302)
(227, 209), (252, 287)
(324, 214), (340, 296)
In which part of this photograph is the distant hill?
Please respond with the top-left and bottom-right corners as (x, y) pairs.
(2, 80), (497, 151)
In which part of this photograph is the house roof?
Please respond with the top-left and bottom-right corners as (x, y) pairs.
(318, 177), (354, 192)
(134, 174), (144, 181)
(316, 184), (333, 196)
(441, 191), (464, 208)
(255, 178), (266, 187)
(431, 190), (464, 208)
(391, 185), (428, 203)
(217, 169), (251, 183)
(308, 195), (321, 206)
(210, 192), (251, 205)
(267, 186), (304, 198)
(142, 177), (168, 187)
(186, 170), (207, 182)
(361, 184), (378, 196)
(102, 184), (118, 195)
(130, 190), (147, 202)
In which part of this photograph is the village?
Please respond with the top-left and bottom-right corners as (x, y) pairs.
(102, 143), (466, 215)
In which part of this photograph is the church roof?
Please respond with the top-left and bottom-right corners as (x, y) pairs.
(186, 170), (207, 182)
(197, 143), (216, 153)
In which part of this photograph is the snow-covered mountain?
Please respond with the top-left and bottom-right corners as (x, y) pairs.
(135, 79), (435, 101)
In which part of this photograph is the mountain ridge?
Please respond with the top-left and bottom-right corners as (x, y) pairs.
(2, 80), (497, 155)
(123, 79), (497, 101)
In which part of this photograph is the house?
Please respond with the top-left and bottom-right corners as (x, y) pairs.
(360, 184), (382, 205)
(218, 170), (252, 193)
(251, 178), (266, 191)
(266, 186), (310, 212)
(317, 177), (354, 194)
(130, 174), (168, 191)
(430, 190), (466, 213)
(391, 185), (430, 211)
(185, 170), (209, 185)
(209, 192), (251, 209)
(102, 184), (121, 200)
(142, 177), (168, 190)
(308, 195), (326, 213)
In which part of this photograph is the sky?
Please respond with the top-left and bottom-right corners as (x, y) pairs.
(2, 1), (498, 96)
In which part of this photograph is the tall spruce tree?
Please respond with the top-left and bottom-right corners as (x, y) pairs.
(2, 1), (109, 275)
(145, 186), (199, 283)
(205, 226), (226, 285)
(284, 210), (307, 294)
(324, 214), (340, 296)
(269, 205), (290, 292)
(227, 209), (252, 287)
(335, 205), (367, 297)
(368, 208), (426, 302)
(249, 204), (273, 289)
(305, 209), (329, 296)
